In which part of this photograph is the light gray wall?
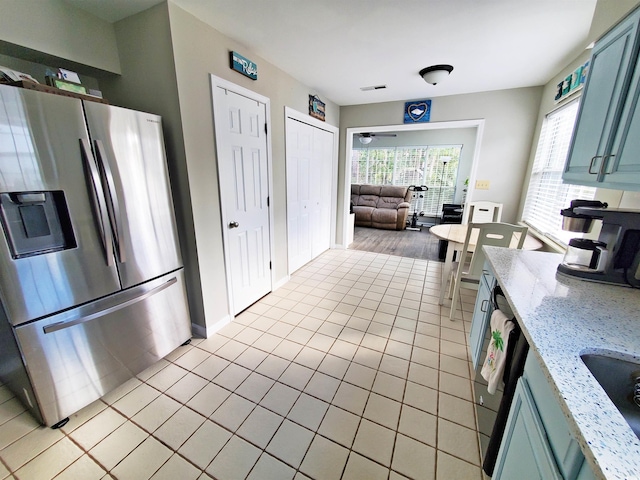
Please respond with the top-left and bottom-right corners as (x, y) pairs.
(166, 3), (339, 332)
(340, 87), (543, 230)
(351, 128), (478, 204)
(589, 0), (640, 42)
(0, 0), (120, 75)
(102, 2), (341, 333)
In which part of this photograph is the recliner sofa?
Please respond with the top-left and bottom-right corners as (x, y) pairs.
(351, 184), (411, 230)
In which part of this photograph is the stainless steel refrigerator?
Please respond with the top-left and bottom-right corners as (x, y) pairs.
(0, 84), (192, 427)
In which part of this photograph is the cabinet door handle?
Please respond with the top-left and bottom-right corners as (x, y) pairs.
(602, 154), (616, 174)
(588, 156), (602, 174)
(481, 299), (489, 313)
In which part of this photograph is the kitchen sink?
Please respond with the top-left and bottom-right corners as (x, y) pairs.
(581, 353), (640, 440)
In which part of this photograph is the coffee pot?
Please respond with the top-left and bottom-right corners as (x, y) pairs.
(558, 200), (640, 287)
(562, 239), (608, 273)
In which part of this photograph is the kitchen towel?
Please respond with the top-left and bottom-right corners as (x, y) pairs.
(481, 309), (515, 394)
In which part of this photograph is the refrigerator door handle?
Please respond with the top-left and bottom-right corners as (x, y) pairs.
(79, 138), (114, 266)
(94, 139), (126, 263)
(43, 276), (178, 334)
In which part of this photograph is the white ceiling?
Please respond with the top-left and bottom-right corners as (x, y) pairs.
(65, 0), (598, 106)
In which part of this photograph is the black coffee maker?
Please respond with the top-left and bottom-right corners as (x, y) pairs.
(558, 200), (640, 287)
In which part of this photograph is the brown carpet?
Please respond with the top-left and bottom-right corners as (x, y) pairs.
(349, 226), (442, 261)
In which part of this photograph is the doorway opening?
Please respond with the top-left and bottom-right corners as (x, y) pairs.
(351, 144), (463, 226)
(342, 120), (485, 248)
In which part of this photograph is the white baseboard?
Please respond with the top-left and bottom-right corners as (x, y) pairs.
(273, 276), (290, 291)
(192, 315), (231, 339)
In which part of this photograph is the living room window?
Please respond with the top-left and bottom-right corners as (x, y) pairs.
(351, 145), (462, 216)
(522, 99), (596, 246)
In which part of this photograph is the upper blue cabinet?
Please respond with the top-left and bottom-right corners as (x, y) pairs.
(564, 6), (640, 190)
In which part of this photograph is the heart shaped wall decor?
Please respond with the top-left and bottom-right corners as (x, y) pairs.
(403, 99), (432, 124)
(407, 103), (428, 122)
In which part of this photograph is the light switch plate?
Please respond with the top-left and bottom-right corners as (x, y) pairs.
(475, 180), (490, 190)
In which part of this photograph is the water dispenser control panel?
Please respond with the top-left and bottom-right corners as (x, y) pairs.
(0, 191), (76, 259)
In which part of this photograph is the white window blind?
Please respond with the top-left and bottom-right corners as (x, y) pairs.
(351, 145), (462, 216)
(522, 100), (596, 245)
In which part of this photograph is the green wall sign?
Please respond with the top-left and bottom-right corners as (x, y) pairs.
(230, 51), (258, 80)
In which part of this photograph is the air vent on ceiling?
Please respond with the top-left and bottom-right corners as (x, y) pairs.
(360, 85), (387, 91)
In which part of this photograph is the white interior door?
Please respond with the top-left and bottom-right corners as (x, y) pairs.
(286, 118), (313, 272)
(311, 127), (334, 257)
(286, 113), (336, 273)
(212, 82), (272, 314)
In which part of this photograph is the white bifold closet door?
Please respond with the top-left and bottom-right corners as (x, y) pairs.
(286, 117), (334, 273)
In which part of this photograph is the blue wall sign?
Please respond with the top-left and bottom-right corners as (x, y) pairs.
(404, 100), (431, 123)
(230, 51), (258, 80)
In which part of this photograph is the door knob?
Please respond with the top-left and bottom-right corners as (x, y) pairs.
(229, 221), (239, 228)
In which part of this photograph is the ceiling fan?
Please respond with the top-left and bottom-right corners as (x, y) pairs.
(357, 132), (397, 145)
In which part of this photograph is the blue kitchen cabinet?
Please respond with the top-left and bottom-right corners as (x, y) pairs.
(475, 261), (596, 479)
(523, 355), (588, 479)
(469, 267), (495, 370)
(493, 377), (563, 480)
(494, 354), (596, 480)
(564, 6), (640, 190)
(576, 460), (598, 480)
(607, 46), (640, 189)
(576, 461), (598, 480)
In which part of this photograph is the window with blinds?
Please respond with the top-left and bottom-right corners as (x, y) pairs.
(522, 99), (596, 245)
(351, 145), (462, 216)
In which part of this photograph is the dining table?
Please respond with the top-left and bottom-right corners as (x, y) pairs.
(429, 223), (543, 305)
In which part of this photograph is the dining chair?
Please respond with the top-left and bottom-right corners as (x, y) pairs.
(448, 222), (528, 320)
(457, 201), (503, 271)
(462, 201), (503, 224)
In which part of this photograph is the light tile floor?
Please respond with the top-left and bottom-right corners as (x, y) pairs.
(0, 248), (483, 480)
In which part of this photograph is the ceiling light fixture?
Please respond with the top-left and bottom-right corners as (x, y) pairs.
(359, 136), (373, 145)
(419, 64), (454, 85)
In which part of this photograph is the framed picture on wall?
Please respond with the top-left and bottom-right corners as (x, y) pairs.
(404, 100), (431, 123)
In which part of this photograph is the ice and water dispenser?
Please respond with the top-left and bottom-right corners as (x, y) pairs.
(0, 191), (76, 258)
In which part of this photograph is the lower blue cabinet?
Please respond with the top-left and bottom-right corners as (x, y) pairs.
(523, 355), (585, 479)
(493, 377), (563, 479)
(494, 355), (596, 479)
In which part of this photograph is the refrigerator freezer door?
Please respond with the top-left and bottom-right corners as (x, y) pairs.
(14, 269), (191, 427)
(0, 85), (120, 326)
(83, 102), (183, 288)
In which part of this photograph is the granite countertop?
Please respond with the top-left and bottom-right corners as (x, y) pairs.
(483, 246), (640, 480)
